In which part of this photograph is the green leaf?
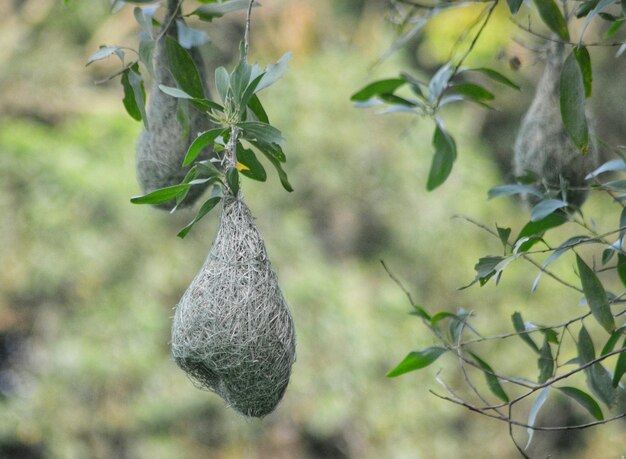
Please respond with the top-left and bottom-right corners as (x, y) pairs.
(121, 69), (142, 121)
(165, 36), (205, 100)
(560, 51), (589, 152)
(497, 226), (511, 248)
(465, 67), (520, 90)
(138, 36), (155, 76)
(128, 64), (147, 129)
(617, 254), (626, 289)
(515, 213), (568, 252)
(512, 312), (540, 353)
(577, 255), (616, 333)
(427, 122), (457, 191)
(531, 199), (568, 222)
(215, 66), (230, 102)
(386, 347), (447, 378)
(558, 386), (604, 420)
(254, 144), (293, 192)
(601, 248), (615, 265)
(604, 17), (624, 39)
(87, 46), (121, 65)
(226, 167), (239, 196)
(532, 235), (593, 292)
(575, 0), (600, 18)
(240, 73), (265, 110)
(158, 85), (223, 112)
(196, 160), (222, 177)
(238, 121), (284, 147)
(506, 0), (524, 14)
(469, 352), (509, 403)
(461, 256), (504, 289)
(237, 143), (266, 182)
(409, 304), (431, 321)
(526, 387), (550, 450)
(177, 196), (222, 238)
(183, 128), (225, 167)
(256, 52), (292, 93)
(130, 183), (190, 205)
(585, 159), (626, 179)
(573, 46), (592, 99)
(428, 63), (453, 103)
(247, 94), (269, 123)
(488, 184), (543, 200)
(452, 83), (495, 102)
(230, 60), (252, 104)
(192, 0), (254, 21)
(578, 325), (616, 406)
(613, 336), (626, 387)
(133, 6), (154, 39)
(538, 337), (554, 383)
(351, 78), (407, 102)
(601, 327), (626, 356)
(532, 0), (570, 41)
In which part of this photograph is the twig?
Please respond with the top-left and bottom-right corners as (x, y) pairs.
(435, 0), (497, 108)
(244, 0), (255, 61)
(156, 0), (184, 43)
(430, 391), (626, 431)
(511, 18), (626, 47)
(455, 215), (584, 293)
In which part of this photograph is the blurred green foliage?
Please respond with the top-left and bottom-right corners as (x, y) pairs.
(0, 1), (625, 458)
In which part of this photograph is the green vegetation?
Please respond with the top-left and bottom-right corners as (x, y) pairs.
(0, 0), (624, 457)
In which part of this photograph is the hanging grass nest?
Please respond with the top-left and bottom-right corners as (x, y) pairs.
(513, 42), (598, 207)
(135, 0), (213, 210)
(171, 194), (296, 417)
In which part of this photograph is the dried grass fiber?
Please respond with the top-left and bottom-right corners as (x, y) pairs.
(171, 195), (296, 417)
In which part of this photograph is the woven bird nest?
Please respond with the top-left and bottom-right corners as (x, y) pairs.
(513, 42), (598, 207)
(171, 195), (296, 417)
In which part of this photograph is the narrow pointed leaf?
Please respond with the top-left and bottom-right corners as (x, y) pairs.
(177, 196), (221, 238)
(558, 387), (604, 420)
(577, 255), (616, 333)
(613, 336), (626, 387)
(469, 352), (509, 402)
(531, 199), (568, 222)
(512, 312), (540, 353)
(560, 51), (589, 152)
(578, 325), (616, 406)
(226, 167), (239, 196)
(351, 78), (407, 102)
(183, 128), (226, 166)
(131, 183), (190, 204)
(537, 338), (554, 383)
(532, 0), (570, 41)
(573, 46), (592, 98)
(256, 52), (292, 93)
(121, 69), (142, 121)
(525, 387), (550, 450)
(427, 123), (457, 191)
(488, 184), (543, 200)
(387, 347), (447, 378)
(165, 36), (205, 99)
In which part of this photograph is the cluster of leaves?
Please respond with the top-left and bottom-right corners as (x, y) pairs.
(87, 0), (292, 238)
(386, 158), (626, 447)
(360, 0), (626, 193)
(369, 0), (626, 453)
(351, 66), (519, 191)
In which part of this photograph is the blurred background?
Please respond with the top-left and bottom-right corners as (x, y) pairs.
(0, 0), (624, 457)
